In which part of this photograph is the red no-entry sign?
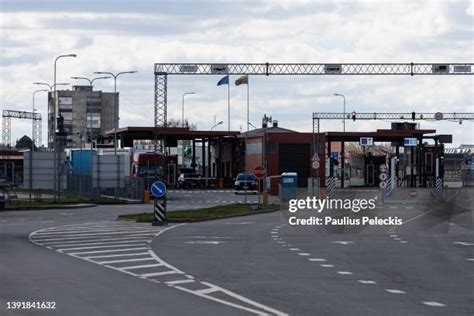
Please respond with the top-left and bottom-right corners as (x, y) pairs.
(253, 166), (266, 179)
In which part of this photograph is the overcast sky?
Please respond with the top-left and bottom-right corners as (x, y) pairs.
(1, 0), (473, 146)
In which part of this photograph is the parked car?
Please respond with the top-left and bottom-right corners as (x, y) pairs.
(177, 173), (203, 189)
(234, 173), (258, 192)
(0, 194), (5, 210)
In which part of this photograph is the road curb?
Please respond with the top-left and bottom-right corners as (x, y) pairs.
(2, 203), (98, 211)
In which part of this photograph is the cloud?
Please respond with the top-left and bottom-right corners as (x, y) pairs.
(0, 1), (473, 145)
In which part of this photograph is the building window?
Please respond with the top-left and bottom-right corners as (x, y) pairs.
(87, 113), (101, 128)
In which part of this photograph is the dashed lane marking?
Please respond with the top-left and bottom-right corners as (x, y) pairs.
(289, 248), (300, 251)
(358, 280), (376, 284)
(331, 241), (354, 245)
(452, 241), (474, 246)
(422, 301), (446, 307)
(308, 258), (326, 262)
(224, 222), (255, 225)
(298, 253), (310, 256)
(30, 221), (287, 316)
(385, 289), (406, 294)
(466, 258), (474, 261)
(337, 271), (353, 275)
(320, 264), (334, 268)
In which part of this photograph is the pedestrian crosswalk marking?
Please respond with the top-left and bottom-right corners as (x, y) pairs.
(29, 221), (287, 316)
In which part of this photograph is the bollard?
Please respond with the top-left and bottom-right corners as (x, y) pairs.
(262, 191), (268, 205)
(143, 190), (150, 204)
(152, 198), (167, 226)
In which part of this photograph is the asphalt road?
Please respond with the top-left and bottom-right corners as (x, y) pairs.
(1, 189), (472, 315)
(153, 200), (473, 315)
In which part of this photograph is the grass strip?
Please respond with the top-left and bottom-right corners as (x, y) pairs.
(118, 203), (279, 223)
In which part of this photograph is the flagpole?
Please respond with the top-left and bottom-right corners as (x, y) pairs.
(247, 76), (249, 132)
(227, 77), (230, 131)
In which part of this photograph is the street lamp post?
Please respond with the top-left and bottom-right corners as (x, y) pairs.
(181, 92), (196, 127)
(94, 71), (137, 155)
(33, 82), (69, 91)
(334, 93), (346, 132)
(29, 89), (48, 203)
(211, 121), (223, 131)
(53, 54), (76, 203)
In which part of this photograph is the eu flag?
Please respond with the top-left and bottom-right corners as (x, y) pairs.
(217, 75), (229, 86)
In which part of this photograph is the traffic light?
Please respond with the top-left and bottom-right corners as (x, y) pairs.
(351, 111), (356, 121)
(412, 111), (416, 121)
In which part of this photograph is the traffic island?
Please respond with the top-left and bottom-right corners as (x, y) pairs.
(118, 203), (280, 223)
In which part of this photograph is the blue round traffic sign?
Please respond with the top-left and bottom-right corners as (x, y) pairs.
(151, 181), (167, 198)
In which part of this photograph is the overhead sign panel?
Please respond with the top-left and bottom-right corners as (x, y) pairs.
(179, 65), (198, 73)
(210, 64), (228, 74)
(438, 134), (452, 144)
(359, 137), (373, 146)
(404, 138), (418, 146)
(324, 64), (342, 74)
(453, 65), (471, 73)
(432, 64), (449, 74)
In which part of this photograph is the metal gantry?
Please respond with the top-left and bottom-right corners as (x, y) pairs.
(2, 110), (42, 146)
(154, 62), (473, 129)
(312, 111), (474, 150)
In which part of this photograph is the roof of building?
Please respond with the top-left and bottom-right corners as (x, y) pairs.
(325, 129), (437, 142)
(239, 126), (297, 138)
(105, 126), (240, 140)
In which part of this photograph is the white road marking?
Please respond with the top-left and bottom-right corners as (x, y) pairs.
(57, 243), (145, 251)
(308, 258), (326, 262)
(393, 238), (401, 241)
(400, 241), (408, 243)
(185, 241), (225, 245)
(337, 271), (353, 275)
(49, 236), (151, 247)
(385, 289), (406, 294)
(289, 248), (300, 251)
(466, 258), (474, 261)
(198, 281), (288, 316)
(32, 232), (156, 242)
(33, 228), (157, 236)
(30, 222), (287, 316)
(453, 241), (474, 246)
(224, 222), (254, 225)
(389, 235), (398, 237)
(277, 241), (286, 244)
(320, 264), (334, 268)
(298, 253), (310, 256)
(422, 301), (446, 307)
(84, 252), (150, 259)
(69, 247), (148, 255)
(165, 279), (195, 285)
(358, 280), (376, 284)
(99, 258), (154, 265)
(196, 287), (220, 295)
(121, 263), (164, 270)
(141, 271), (181, 278)
(331, 241), (354, 245)
(49, 239), (150, 247)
